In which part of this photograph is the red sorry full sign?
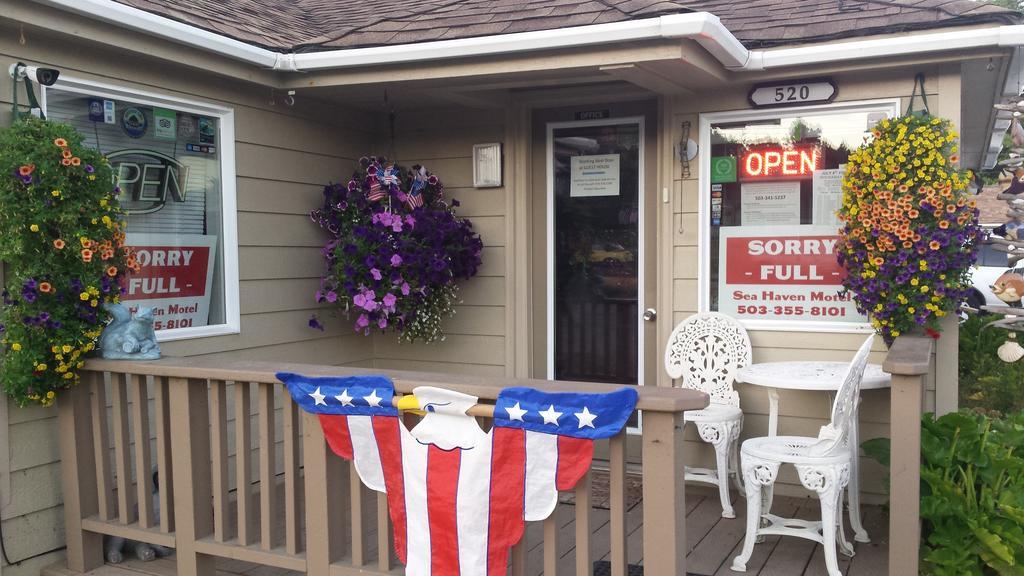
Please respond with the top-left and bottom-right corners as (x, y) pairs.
(121, 233), (218, 331)
(717, 225), (864, 323)
(725, 234), (845, 285)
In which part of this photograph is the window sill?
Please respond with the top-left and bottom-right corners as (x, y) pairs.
(155, 323), (240, 342)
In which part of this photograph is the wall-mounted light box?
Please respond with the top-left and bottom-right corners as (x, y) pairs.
(473, 142), (502, 188)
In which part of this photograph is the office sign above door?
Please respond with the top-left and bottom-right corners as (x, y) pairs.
(748, 79), (837, 109)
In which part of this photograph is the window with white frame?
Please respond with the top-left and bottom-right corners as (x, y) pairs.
(702, 100), (899, 331)
(44, 77), (239, 341)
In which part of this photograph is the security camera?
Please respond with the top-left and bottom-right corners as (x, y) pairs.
(8, 63), (60, 86)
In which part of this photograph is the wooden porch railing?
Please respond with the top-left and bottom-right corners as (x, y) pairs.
(58, 357), (708, 576)
(882, 335), (934, 576)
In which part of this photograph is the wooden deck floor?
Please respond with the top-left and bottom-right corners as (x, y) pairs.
(45, 484), (888, 576)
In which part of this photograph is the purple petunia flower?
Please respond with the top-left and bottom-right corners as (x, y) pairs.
(326, 291), (338, 303)
(390, 254), (403, 267)
(308, 315), (325, 331)
(383, 293), (397, 308)
(355, 314), (370, 329)
(370, 268), (382, 281)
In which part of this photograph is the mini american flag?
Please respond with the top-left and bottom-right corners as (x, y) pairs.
(279, 372), (637, 576)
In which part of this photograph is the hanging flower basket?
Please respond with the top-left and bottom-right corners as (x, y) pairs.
(837, 114), (983, 344)
(0, 117), (135, 407)
(310, 156), (483, 343)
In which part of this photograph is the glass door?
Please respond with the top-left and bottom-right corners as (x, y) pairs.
(548, 119), (643, 385)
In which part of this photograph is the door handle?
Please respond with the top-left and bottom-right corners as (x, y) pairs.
(643, 308), (657, 322)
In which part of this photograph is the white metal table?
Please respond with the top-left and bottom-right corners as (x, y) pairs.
(735, 361), (891, 543)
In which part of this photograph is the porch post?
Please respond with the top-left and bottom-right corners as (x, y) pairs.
(169, 377), (215, 576)
(641, 410), (687, 574)
(57, 373), (104, 572)
(884, 336), (932, 576)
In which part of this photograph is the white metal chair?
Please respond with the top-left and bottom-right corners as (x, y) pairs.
(664, 312), (752, 518)
(731, 334), (874, 576)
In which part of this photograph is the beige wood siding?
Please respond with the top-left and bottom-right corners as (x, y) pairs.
(370, 109), (509, 377)
(665, 64), (962, 498)
(0, 18), (375, 573)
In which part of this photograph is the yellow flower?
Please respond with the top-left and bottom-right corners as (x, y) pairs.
(63, 372), (74, 380)
(892, 330), (901, 337)
(79, 292), (90, 301)
(29, 224), (39, 232)
(910, 278), (919, 286)
(90, 299), (98, 308)
(36, 363), (46, 371)
(921, 285), (930, 293)
(62, 344), (72, 354)
(11, 343), (22, 351)
(46, 391), (55, 399)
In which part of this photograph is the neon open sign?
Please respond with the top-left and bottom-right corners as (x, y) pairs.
(740, 145), (822, 180)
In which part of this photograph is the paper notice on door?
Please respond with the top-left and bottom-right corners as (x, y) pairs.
(813, 165), (845, 226)
(740, 181), (801, 226)
(570, 154), (620, 197)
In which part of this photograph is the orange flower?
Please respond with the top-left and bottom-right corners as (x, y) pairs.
(61, 149), (72, 159)
(106, 266), (118, 277)
(81, 248), (93, 262)
(39, 282), (52, 293)
(71, 157), (81, 166)
(950, 154), (959, 164)
(898, 185), (909, 193)
(903, 241), (913, 249)
(53, 239), (65, 249)
(53, 138), (67, 147)
(18, 164), (35, 176)
(908, 209), (919, 219)
(101, 249), (114, 260)
(946, 205), (956, 214)
(61, 158), (72, 166)
(929, 240), (941, 250)
(939, 220), (949, 229)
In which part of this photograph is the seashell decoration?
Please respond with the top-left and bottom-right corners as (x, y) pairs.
(998, 334), (1024, 363)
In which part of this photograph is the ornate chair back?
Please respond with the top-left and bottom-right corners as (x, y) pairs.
(809, 334), (874, 457)
(664, 312), (752, 408)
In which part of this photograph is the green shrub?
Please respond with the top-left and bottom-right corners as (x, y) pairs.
(920, 410), (1024, 575)
(959, 315), (1024, 415)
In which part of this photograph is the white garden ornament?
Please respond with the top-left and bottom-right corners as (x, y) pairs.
(998, 333), (1024, 363)
(664, 312), (752, 518)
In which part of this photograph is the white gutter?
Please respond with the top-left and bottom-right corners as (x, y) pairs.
(29, 0), (748, 72)
(24, 0), (1024, 74)
(30, 0), (291, 70)
(745, 25), (1024, 71)
(292, 12), (750, 70)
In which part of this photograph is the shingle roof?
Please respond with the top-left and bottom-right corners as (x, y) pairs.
(110, 0), (1021, 52)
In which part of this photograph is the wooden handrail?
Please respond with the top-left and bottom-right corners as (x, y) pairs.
(59, 357), (708, 576)
(882, 335), (934, 576)
(82, 357), (709, 413)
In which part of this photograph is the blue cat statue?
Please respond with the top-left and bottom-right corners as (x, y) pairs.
(99, 303), (161, 360)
